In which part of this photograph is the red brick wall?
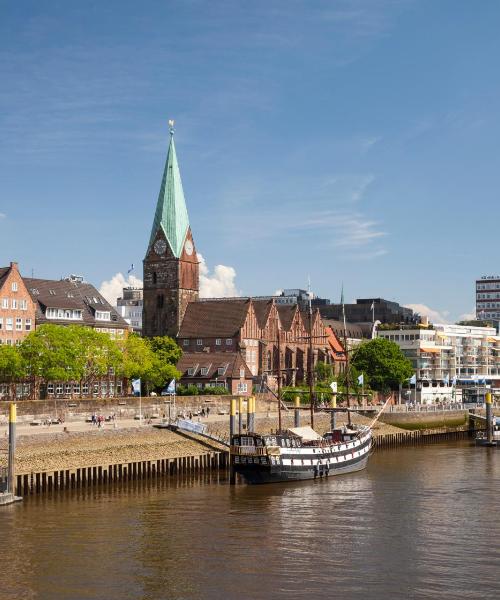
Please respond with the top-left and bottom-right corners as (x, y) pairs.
(0, 262), (37, 346)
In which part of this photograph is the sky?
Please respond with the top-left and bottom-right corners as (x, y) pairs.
(1, 0), (500, 322)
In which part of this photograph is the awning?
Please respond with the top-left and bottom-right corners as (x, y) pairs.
(288, 426), (322, 441)
(487, 337), (498, 342)
(420, 347), (441, 354)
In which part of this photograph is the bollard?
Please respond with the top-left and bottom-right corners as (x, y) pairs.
(330, 394), (337, 431)
(486, 392), (493, 444)
(238, 397), (244, 434)
(294, 396), (300, 428)
(7, 403), (16, 495)
(230, 398), (237, 439)
(247, 396), (253, 432)
(248, 396), (255, 433)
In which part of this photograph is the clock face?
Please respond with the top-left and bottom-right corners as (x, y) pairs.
(184, 239), (194, 256)
(154, 239), (167, 255)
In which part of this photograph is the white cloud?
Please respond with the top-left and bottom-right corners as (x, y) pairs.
(199, 253), (240, 298)
(0, 212), (6, 219)
(458, 309), (477, 322)
(404, 303), (451, 324)
(99, 272), (143, 305)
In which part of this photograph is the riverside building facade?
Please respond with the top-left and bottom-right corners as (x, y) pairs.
(476, 275), (500, 327)
(378, 323), (500, 403)
(0, 262), (36, 346)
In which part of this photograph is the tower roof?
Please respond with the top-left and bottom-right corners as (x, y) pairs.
(149, 127), (190, 258)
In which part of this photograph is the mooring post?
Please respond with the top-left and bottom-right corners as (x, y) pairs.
(229, 398), (236, 485)
(486, 391), (493, 444)
(248, 396), (255, 433)
(238, 397), (243, 434)
(247, 396), (252, 432)
(330, 393), (337, 431)
(294, 396), (300, 428)
(7, 403), (16, 495)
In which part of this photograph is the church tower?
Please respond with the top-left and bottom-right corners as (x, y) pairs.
(143, 123), (199, 338)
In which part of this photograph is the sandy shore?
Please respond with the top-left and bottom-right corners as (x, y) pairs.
(0, 427), (214, 474)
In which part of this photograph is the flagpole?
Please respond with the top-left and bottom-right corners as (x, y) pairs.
(139, 386), (142, 426)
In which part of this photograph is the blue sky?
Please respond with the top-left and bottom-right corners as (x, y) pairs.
(1, 0), (500, 322)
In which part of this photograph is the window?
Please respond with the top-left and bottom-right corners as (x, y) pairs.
(6, 318), (13, 331)
(1, 299), (7, 309)
(216, 338), (221, 345)
(226, 338), (232, 345)
(25, 318), (32, 331)
(95, 311), (111, 321)
(217, 367), (226, 375)
(16, 318), (22, 331)
(56, 383), (63, 394)
(188, 367), (196, 376)
(65, 383), (72, 394)
(11, 299), (17, 309)
(156, 294), (164, 309)
(20, 300), (27, 310)
(73, 383), (80, 394)
(47, 383), (54, 394)
(200, 367), (209, 375)
(197, 338), (203, 346)
(237, 383), (248, 393)
(82, 383), (89, 395)
(0, 318), (2, 330)
(11, 282), (18, 292)
(240, 368), (245, 378)
(183, 339), (189, 346)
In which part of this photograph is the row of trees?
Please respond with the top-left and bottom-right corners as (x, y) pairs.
(0, 324), (181, 398)
(283, 338), (413, 402)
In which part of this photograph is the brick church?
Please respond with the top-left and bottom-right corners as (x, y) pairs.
(143, 125), (345, 393)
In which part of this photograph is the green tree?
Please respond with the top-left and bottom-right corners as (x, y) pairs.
(0, 345), (26, 399)
(351, 338), (413, 392)
(315, 361), (333, 383)
(145, 336), (181, 393)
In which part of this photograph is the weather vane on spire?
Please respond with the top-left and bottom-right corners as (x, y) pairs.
(168, 119), (175, 136)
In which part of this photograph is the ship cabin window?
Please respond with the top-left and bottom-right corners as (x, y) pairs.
(241, 437), (254, 446)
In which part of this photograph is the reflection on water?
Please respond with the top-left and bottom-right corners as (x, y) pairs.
(1, 443), (499, 600)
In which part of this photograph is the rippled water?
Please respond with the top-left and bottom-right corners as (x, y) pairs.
(1, 442), (499, 600)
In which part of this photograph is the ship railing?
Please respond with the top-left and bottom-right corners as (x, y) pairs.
(230, 446), (267, 456)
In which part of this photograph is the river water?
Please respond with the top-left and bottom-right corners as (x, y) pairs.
(1, 442), (499, 600)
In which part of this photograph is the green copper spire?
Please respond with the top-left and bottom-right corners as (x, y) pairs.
(149, 123), (190, 258)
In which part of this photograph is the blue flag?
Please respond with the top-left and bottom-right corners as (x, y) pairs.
(166, 379), (176, 394)
(132, 378), (141, 396)
(409, 374), (416, 385)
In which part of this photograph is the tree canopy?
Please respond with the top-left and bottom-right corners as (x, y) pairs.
(0, 325), (182, 397)
(351, 338), (413, 392)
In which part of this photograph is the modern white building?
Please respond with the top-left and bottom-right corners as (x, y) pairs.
(115, 287), (143, 333)
(378, 323), (500, 403)
(476, 275), (500, 327)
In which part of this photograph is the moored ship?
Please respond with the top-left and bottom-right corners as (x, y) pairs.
(231, 423), (372, 484)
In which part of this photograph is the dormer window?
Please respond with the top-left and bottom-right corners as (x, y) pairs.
(200, 367), (209, 376)
(95, 311), (111, 321)
(217, 366), (226, 376)
(46, 307), (83, 320)
(188, 367), (196, 376)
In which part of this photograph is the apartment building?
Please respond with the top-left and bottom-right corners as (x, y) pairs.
(0, 262), (36, 346)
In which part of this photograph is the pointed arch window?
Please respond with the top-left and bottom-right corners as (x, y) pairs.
(152, 272), (157, 284)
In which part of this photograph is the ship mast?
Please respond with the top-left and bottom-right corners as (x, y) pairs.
(341, 284), (352, 426)
(308, 282), (315, 429)
(276, 318), (282, 433)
